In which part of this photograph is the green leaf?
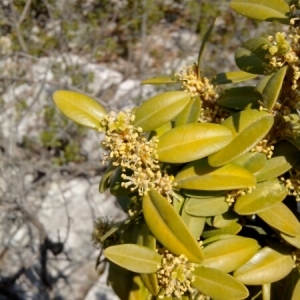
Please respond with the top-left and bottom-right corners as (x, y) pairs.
(132, 91), (190, 132)
(202, 223), (242, 239)
(255, 74), (273, 94)
(137, 225), (159, 296)
(218, 87), (261, 110)
(197, 18), (217, 76)
(235, 37), (273, 74)
(202, 237), (260, 272)
(281, 233), (300, 249)
(175, 158), (256, 190)
(108, 263), (133, 300)
(230, 0), (290, 24)
(185, 196), (229, 217)
(99, 162), (116, 193)
(192, 266), (249, 300)
(231, 152), (267, 174)
(234, 246), (294, 285)
(202, 234), (240, 246)
(208, 110), (274, 166)
(143, 189), (203, 263)
(104, 244), (161, 273)
(254, 155), (298, 182)
(182, 190), (225, 198)
(157, 123), (232, 163)
(292, 276), (300, 300)
(234, 179), (287, 215)
(262, 66), (287, 111)
(258, 202), (300, 236)
(150, 122), (173, 138)
(175, 96), (201, 127)
(181, 207), (206, 240)
(141, 76), (177, 84)
(53, 90), (107, 130)
(213, 210), (239, 228)
(212, 71), (257, 85)
(129, 275), (151, 300)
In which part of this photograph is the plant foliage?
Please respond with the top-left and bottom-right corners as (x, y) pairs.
(53, 0), (300, 298)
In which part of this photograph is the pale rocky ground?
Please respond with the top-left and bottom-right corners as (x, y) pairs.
(0, 1), (273, 299)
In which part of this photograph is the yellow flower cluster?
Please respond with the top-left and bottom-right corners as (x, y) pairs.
(175, 63), (227, 123)
(281, 176), (300, 201)
(250, 138), (274, 159)
(225, 187), (255, 206)
(157, 251), (195, 298)
(100, 110), (174, 199)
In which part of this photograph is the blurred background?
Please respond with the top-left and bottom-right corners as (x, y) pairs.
(0, 0), (281, 299)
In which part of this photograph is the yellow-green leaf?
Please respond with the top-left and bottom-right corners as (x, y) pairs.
(193, 266), (249, 300)
(212, 71), (257, 85)
(230, 0), (290, 24)
(175, 158), (256, 190)
(141, 76), (177, 84)
(218, 87), (261, 110)
(234, 179), (287, 215)
(202, 223), (242, 239)
(213, 211), (239, 228)
(234, 246), (294, 285)
(53, 90), (107, 130)
(258, 202), (300, 236)
(185, 196), (229, 217)
(104, 244), (161, 273)
(262, 66), (287, 111)
(281, 233), (300, 250)
(133, 91), (190, 132)
(175, 96), (201, 127)
(208, 110), (274, 166)
(181, 208), (206, 240)
(157, 123), (232, 163)
(232, 152), (267, 174)
(143, 189), (203, 263)
(254, 155), (298, 182)
(137, 224), (159, 296)
(235, 37), (273, 74)
(202, 237), (260, 272)
(292, 276), (300, 300)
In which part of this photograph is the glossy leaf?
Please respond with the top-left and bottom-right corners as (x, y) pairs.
(213, 210), (239, 228)
(202, 223), (242, 239)
(53, 90), (107, 130)
(193, 266), (249, 300)
(230, 0), (290, 24)
(202, 234), (240, 246)
(212, 71), (257, 85)
(182, 190), (225, 198)
(202, 237), (260, 272)
(175, 96), (201, 127)
(234, 246), (294, 285)
(258, 202), (300, 236)
(254, 155), (298, 182)
(185, 196), (228, 217)
(262, 66), (287, 111)
(157, 123), (232, 163)
(198, 18), (216, 76)
(232, 152), (267, 174)
(208, 110), (274, 166)
(234, 179), (287, 215)
(132, 91), (190, 132)
(104, 244), (161, 273)
(108, 263), (133, 300)
(255, 74), (273, 94)
(218, 87), (261, 110)
(143, 189), (203, 263)
(235, 37), (272, 74)
(181, 208), (206, 240)
(292, 277), (300, 300)
(281, 233), (300, 249)
(141, 76), (177, 84)
(150, 121), (173, 138)
(175, 158), (256, 190)
(137, 224), (159, 295)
